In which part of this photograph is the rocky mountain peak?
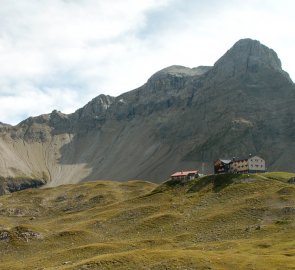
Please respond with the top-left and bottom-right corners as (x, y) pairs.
(145, 65), (211, 93)
(211, 38), (291, 82)
(49, 110), (69, 129)
(0, 122), (10, 128)
(50, 110), (68, 119)
(73, 94), (115, 124)
(150, 65), (211, 79)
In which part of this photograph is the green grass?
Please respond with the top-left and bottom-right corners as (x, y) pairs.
(262, 172), (295, 182)
(0, 173), (295, 269)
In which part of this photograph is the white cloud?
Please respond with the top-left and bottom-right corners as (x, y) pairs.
(0, 84), (82, 123)
(0, 0), (170, 124)
(0, 0), (294, 124)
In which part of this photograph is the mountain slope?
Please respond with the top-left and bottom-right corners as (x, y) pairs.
(0, 38), (295, 185)
(0, 173), (295, 269)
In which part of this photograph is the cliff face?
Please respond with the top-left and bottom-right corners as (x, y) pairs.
(211, 38), (291, 81)
(0, 39), (294, 185)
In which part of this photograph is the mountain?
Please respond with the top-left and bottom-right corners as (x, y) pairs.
(0, 172), (295, 269)
(0, 38), (294, 186)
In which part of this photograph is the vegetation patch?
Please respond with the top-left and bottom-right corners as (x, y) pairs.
(263, 172), (295, 183)
(277, 186), (295, 195)
(187, 173), (246, 193)
(275, 219), (292, 225)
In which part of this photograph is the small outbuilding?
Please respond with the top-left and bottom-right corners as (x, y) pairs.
(170, 170), (198, 181)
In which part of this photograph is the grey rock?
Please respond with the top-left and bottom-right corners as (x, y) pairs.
(0, 176), (46, 196)
(0, 122), (10, 128)
(210, 38), (292, 83)
(14, 226), (43, 241)
(0, 231), (10, 242)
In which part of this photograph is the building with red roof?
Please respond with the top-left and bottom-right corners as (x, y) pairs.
(170, 170), (198, 181)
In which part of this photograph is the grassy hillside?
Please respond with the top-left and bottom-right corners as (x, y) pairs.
(0, 173), (295, 269)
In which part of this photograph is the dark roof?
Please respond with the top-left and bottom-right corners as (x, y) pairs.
(232, 157), (248, 162)
(216, 155), (265, 164)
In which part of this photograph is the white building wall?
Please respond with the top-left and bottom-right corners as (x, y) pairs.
(248, 156), (265, 172)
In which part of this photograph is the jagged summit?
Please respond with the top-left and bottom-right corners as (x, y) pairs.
(211, 38), (292, 82)
(145, 65), (212, 93)
(150, 65), (212, 78)
(228, 38), (282, 69)
(74, 94), (114, 119)
(0, 122), (10, 127)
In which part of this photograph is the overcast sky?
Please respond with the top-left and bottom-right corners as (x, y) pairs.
(0, 0), (294, 125)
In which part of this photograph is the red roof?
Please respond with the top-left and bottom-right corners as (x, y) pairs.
(171, 170), (198, 177)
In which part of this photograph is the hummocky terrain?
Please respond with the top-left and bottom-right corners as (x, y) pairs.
(0, 38), (295, 186)
(0, 172), (295, 269)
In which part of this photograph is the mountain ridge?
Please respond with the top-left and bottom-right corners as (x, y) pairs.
(0, 38), (294, 186)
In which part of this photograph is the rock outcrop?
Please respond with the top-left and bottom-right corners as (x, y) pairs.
(211, 38), (292, 82)
(0, 176), (46, 195)
(0, 122), (10, 128)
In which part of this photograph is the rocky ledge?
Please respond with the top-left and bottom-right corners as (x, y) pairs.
(0, 176), (46, 196)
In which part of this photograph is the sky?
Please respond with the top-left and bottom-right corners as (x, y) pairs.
(0, 0), (294, 125)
